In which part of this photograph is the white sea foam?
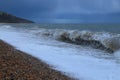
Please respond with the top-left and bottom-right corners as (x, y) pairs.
(1, 25), (120, 80)
(114, 50), (120, 59)
(1, 25), (120, 53)
(0, 25), (13, 29)
(26, 28), (120, 53)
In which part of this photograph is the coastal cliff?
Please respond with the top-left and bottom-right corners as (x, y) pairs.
(0, 11), (33, 23)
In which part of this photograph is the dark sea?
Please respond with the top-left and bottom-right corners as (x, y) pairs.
(3, 23), (120, 33)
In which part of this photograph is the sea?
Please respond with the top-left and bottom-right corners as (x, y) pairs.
(0, 23), (120, 80)
(4, 23), (120, 33)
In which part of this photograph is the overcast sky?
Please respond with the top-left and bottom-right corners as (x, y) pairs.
(0, 0), (120, 23)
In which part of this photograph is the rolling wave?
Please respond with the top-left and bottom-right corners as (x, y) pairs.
(30, 28), (120, 53)
(1, 25), (120, 54)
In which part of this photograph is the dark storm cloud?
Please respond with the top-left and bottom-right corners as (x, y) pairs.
(0, 0), (120, 23)
(0, 0), (57, 20)
(0, 0), (57, 11)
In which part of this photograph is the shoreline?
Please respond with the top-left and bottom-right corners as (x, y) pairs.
(0, 40), (76, 80)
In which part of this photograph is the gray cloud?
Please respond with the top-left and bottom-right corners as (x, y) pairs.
(0, 0), (120, 22)
(0, 0), (57, 19)
(56, 0), (120, 14)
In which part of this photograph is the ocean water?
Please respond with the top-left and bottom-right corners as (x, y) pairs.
(3, 23), (120, 52)
(2, 23), (120, 33)
(0, 23), (120, 80)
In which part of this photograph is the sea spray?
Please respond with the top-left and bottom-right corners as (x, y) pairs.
(31, 29), (120, 53)
(101, 37), (120, 51)
(0, 25), (13, 29)
(1, 25), (120, 53)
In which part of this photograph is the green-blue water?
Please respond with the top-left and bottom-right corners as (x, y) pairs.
(2, 23), (120, 33)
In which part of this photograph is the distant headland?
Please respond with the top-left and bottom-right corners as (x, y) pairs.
(0, 11), (34, 23)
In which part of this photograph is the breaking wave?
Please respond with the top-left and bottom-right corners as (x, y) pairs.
(30, 28), (120, 53)
(0, 25), (120, 54)
(0, 25), (13, 29)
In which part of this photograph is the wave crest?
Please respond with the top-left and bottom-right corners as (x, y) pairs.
(32, 29), (120, 53)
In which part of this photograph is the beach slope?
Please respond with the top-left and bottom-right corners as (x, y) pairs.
(0, 40), (74, 80)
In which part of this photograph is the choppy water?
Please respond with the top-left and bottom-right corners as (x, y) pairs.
(0, 23), (120, 55)
(1, 23), (120, 80)
(1, 23), (120, 33)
